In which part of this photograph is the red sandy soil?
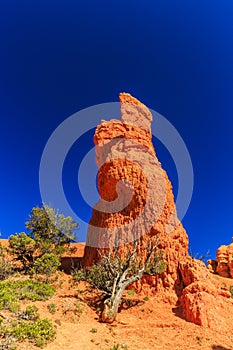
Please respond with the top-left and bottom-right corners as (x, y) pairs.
(1, 241), (233, 350)
(8, 274), (232, 350)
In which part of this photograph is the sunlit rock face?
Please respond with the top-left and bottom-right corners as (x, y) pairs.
(82, 93), (233, 332)
(83, 93), (189, 294)
(208, 240), (233, 278)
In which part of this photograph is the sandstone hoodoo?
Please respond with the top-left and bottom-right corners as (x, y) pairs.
(83, 93), (233, 331)
(83, 93), (189, 292)
(208, 238), (233, 278)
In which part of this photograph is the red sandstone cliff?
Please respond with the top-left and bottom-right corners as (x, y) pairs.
(83, 93), (233, 331)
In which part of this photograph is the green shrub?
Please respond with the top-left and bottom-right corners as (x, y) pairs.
(18, 305), (39, 321)
(8, 302), (21, 313)
(127, 289), (135, 296)
(125, 299), (132, 307)
(11, 318), (56, 347)
(86, 262), (114, 294)
(0, 279), (55, 311)
(75, 302), (83, 315)
(47, 303), (57, 314)
(19, 280), (55, 301)
(30, 253), (61, 283)
(90, 328), (97, 333)
(71, 268), (86, 283)
(110, 344), (128, 350)
(146, 259), (167, 275)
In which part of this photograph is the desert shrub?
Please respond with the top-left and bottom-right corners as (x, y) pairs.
(19, 280), (55, 301)
(110, 344), (128, 350)
(86, 262), (114, 294)
(30, 253), (61, 283)
(90, 328), (97, 333)
(127, 289), (135, 296)
(145, 254), (167, 275)
(0, 280), (55, 311)
(63, 301), (83, 317)
(8, 302), (21, 314)
(47, 303), (57, 314)
(17, 305), (39, 321)
(75, 302), (83, 315)
(125, 299), (132, 307)
(229, 285), (233, 298)
(71, 268), (86, 283)
(9, 232), (36, 272)
(1, 318), (56, 348)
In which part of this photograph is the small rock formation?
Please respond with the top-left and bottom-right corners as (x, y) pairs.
(208, 238), (233, 278)
(179, 259), (233, 331)
(83, 93), (233, 331)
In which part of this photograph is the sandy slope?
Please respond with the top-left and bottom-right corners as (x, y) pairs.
(1, 240), (233, 350)
(13, 275), (233, 350)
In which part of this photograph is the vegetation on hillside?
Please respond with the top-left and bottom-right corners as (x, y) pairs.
(0, 204), (166, 349)
(9, 204), (78, 274)
(0, 204), (78, 349)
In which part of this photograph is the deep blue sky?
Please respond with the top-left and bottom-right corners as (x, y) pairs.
(1, 1), (233, 259)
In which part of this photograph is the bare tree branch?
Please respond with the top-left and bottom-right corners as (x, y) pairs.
(86, 237), (164, 323)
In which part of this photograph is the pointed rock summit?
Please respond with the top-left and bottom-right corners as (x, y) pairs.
(83, 93), (233, 332)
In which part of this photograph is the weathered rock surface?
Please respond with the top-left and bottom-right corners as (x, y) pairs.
(179, 279), (233, 331)
(83, 93), (189, 294)
(83, 93), (233, 331)
(179, 259), (233, 332)
(208, 239), (233, 278)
